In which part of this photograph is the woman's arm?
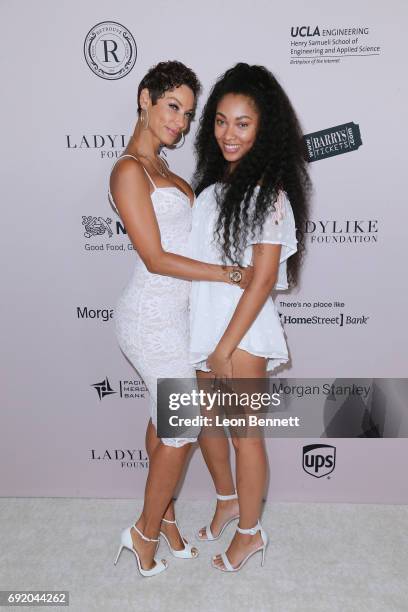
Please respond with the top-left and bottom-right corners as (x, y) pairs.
(206, 242), (282, 377)
(110, 158), (247, 284)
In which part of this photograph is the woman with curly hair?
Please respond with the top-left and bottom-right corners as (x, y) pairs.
(109, 61), (251, 577)
(189, 63), (311, 572)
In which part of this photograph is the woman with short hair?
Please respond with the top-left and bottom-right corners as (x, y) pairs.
(109, 60), (251, 577)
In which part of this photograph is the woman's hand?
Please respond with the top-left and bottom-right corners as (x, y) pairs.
(206, 348), (233, 379)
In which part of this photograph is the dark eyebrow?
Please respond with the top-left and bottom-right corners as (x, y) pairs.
(215, 111), (253, 120)
(167, 96), (194, 113)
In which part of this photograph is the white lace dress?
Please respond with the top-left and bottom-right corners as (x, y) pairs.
(189, 183), (298, 372)
(108, 155), (196, 447)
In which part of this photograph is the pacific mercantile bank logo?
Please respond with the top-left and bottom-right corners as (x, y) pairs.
(302, 444), (336, 478)
(91, 377), (147, 400)
(92, 377), (116, 400)
(83, 21), (137, 80)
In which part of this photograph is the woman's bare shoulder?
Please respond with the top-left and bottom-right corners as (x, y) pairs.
(110, 155), (148, 190)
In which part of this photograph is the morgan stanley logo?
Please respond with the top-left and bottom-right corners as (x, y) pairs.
(92, 377), (117, 400)
(302, 444), (336, 478)
(303, 122), (362, 162)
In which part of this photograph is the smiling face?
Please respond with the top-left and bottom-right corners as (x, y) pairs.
(214, 93), (260, 168)
(139, 84), (195, 147)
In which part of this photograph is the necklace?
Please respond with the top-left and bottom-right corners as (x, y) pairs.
(130, 143), (170, 178)
(145, 154), (170, 178)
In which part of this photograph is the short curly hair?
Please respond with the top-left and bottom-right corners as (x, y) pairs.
(137, 60), (201, 113)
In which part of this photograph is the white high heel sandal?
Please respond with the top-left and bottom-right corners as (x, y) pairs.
(160, 518), (199, 558)
(113, 523), (168, 577)
(211, 520), (269, 572)
(197, 491), (240, 541)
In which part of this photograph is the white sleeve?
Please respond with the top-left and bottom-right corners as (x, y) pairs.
(245, 191), (298, 289)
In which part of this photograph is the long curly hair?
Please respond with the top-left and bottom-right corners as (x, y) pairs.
(193, 63), (311, 287)
(137, 60), (201, 113)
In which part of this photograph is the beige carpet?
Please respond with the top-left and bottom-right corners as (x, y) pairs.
(0, 498), (407, 612)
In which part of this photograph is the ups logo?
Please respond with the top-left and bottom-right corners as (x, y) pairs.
(303, 444), (336, 478)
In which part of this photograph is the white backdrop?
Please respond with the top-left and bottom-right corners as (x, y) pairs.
(1, 0), (407, 502)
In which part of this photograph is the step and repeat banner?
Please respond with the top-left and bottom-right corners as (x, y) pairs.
(1, 0), (407, 502)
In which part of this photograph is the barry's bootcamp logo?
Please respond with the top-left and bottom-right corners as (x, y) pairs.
(84, 21), (137, 80)
(302, 444), (336, 478)
(304, 122), (362, 162)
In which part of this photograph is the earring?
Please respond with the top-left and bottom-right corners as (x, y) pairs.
(140, 108), (149, 130)
(173, 131), (185, 149)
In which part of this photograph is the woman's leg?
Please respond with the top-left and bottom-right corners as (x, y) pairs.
(144, 419), (186, 550)
(196, 370), (239, 538)
(212, 349), (268, 569)
(131, 421), (193, 569)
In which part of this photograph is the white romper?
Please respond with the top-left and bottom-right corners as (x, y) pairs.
(189, 183), (297, 372)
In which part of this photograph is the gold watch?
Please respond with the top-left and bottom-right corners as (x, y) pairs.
(229, 268), (242, 284)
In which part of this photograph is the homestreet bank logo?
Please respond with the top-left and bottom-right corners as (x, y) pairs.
(91, 449), (148, 469)
(277, 297), (370, 327)
(303, 122), (362, 162)
(91, 377), (147, 400)
(304, 219), (378, 244)
(302, 444), (336, 478)
(83, 21), (137, 80)
(278, 311), (369, 327)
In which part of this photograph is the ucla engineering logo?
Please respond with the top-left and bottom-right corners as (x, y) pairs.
(302, 444), (336, 478)
(84, 21), (137, 80)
